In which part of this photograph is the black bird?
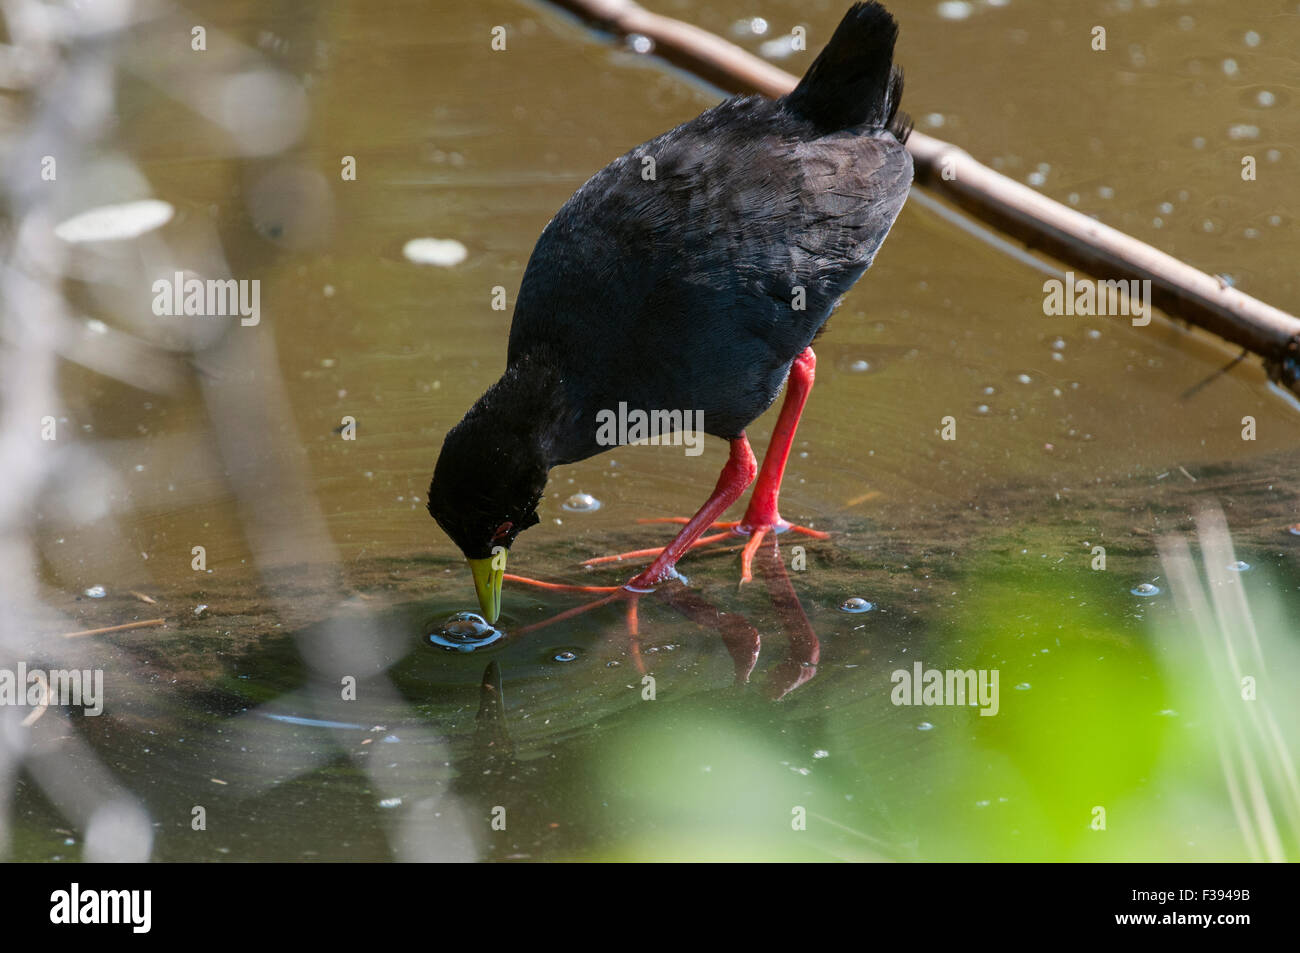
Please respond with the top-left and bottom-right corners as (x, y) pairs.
(429, 2), (913, 622)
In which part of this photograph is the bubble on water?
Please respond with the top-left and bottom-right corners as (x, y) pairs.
(1015, 373), (1033, 384)
(975, 799), (991, 808)
(378, 797), (402, 809)
(1131, 583), (1160, 597)
(813, 750), (829, 759)
(839, 597), (875, 614)
(194, 604), (209, 619)
(917, 722), (934, 731)
(730, 17), (768, 37)
(403, 237), (467, 267)
(1015, 682), (1031, 691)
(1226, 560), (1250, 572)
(849, 359), (871, 372)
(937, 1), (972, 21)
(84, 585), (106, 599)
(562, 492), (601, 512)
(1257, 90), (1276, 107)
(626, 33), (653, 54)
(427, 612), (503, 653)
(553, 650), (579, 663)
(1244, 30), (1260, 47)
(605, 660), (621, 668)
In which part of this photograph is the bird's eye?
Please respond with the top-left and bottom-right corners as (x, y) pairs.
(490, 522), (513, 544)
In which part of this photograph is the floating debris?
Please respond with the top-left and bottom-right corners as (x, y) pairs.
(263, 713), (367, 730)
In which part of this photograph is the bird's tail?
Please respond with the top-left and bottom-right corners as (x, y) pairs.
(782, 2), (911, 141)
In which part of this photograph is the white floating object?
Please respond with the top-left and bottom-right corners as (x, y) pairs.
(937, 1), (973, 20)
(403, 237), (467, 267)
(53, 199), (174, 243)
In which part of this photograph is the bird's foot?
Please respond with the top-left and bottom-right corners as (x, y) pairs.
(581, 516), (829, 585)
(502, 573), (656, 671)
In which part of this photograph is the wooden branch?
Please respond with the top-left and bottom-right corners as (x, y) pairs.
(549, 0), (1300, 392)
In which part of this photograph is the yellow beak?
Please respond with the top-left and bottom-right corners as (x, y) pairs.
(468, 554), (505, 624)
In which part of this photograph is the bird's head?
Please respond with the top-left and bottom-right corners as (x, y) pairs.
(427, 414), (548, 623)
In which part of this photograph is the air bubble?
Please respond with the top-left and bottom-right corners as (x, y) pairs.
(427, 612), (503, 653)
(562, 492), (601, 512)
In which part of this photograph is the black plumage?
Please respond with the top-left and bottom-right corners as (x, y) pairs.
(430, 1), (912, 573)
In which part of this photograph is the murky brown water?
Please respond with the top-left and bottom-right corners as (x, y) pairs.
(11, 0), (1299, 861)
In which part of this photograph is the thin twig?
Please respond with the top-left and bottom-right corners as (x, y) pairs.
(60, 618), (166, 639)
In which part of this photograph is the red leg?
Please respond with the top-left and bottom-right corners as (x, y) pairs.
(580, 349), (830, 585)
(731, 347), (829, 581)
(741, 346), (819, 531)
(625, 435), (757, 590)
